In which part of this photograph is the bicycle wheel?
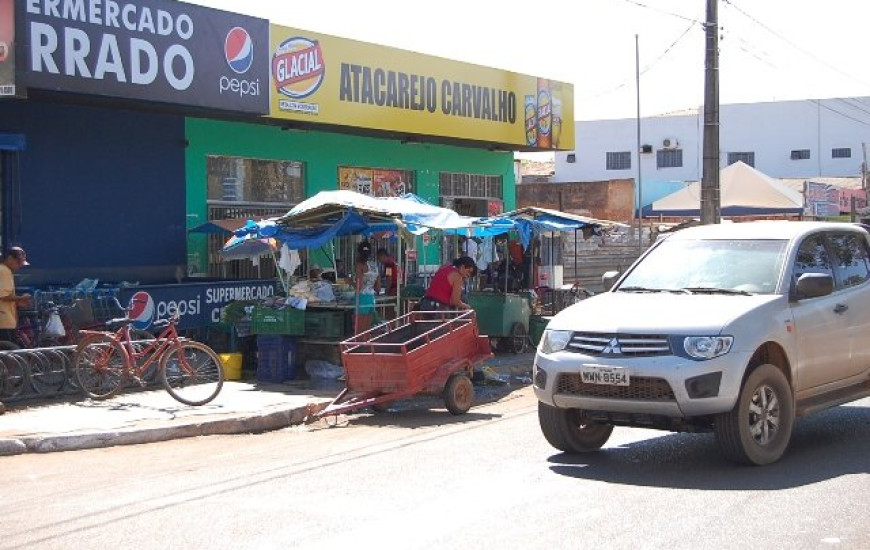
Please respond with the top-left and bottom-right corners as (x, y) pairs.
(0, 349), (27, 398)
(73, 333), (129, 399)
(28, 349), (68, 395)
(159, 341), (224, 406)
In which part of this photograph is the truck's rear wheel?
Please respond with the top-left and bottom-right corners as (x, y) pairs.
(538, 402), (613, 453)
(714, 363), (794, 466)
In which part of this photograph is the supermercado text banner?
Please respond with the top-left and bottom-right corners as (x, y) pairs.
(268, 25), (574, 151)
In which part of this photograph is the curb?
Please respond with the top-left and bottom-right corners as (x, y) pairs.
(0, 400), (330, 456)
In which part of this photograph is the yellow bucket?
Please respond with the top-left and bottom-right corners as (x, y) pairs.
(219, 353), (243, 381)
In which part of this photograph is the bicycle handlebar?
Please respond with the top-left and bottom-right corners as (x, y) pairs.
(103, 295), (181, 323)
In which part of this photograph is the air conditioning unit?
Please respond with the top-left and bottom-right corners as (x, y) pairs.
(662, 137), (679, 149)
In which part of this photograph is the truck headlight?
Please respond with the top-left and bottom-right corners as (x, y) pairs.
(540, 330), (572, 354)
(683, 336), (733, 359)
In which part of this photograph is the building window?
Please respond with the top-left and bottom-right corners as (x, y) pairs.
(338, 166), (415, 197)
(438, 172), (503, 201)
(205, 155), (305, 280)
(727, 152), (755, 167)
(606, 151), (632, 170)
(832, 148), (852, 159)
(656, 149), (683, 169)
(790, 149), (811, 160)
(566, 153), (576, 163)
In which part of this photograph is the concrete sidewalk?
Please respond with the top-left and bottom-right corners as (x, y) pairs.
(0, 352), (535, 456)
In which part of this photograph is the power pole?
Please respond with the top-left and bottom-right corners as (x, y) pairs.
(701, 0), (720, 224)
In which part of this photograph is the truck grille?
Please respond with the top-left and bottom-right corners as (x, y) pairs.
(556, 373), (676, 401)
(567, 333), (671, 357)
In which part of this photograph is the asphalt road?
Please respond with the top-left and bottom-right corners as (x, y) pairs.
(2, 389), (869, 550)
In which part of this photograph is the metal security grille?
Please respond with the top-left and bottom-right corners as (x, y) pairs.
(205, 204), (289, 280)
(656, 148), (683, 168)
(727, 151), (755, 166)
(567, 333), (671, 357)
(790, 149), (811, 160)
(438, 172), (503, 199)
(555, 373), (676, 401)
(606, 151), (632, 170)
(832, 147), (852, 159)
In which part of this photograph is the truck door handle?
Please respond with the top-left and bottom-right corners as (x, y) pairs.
(834, 303), (848, 314)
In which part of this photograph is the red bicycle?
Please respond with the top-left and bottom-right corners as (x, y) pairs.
(73, 298), (224, 406)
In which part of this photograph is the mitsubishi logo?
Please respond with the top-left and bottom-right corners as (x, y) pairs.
(602, 337), (622, 355)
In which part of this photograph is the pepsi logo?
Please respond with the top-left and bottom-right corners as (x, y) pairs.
(225, 27), (254, 74)
(129, 291), (155, 330)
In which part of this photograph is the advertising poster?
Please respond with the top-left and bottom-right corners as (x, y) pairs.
(268, 24), (574, 151)
(371, 169), (409, 197)
(21, 0), (269, 113)
(339, 167), (373, 195)
(0, 0), (14, 96)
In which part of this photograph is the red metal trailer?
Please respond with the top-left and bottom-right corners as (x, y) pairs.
(317, 309), (492, 417)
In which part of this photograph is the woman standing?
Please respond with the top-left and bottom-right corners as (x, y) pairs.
(354, 241), (381, 332)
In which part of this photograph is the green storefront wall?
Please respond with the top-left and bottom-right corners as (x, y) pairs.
(185, 118), (516, 274)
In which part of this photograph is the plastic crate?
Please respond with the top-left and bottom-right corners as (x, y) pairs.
(256, 335), (297, 382)
(251, 306), (304, 335)
(304, 310), (349, 339)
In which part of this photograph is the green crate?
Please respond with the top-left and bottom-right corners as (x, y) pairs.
(251, 306), (305, 335)
(304, 310), (349, 339)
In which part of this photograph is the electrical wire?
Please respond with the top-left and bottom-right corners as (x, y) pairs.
(581, 20), (699, 101)
(618, 0), (703, 25)
(723, 0), (870, 89)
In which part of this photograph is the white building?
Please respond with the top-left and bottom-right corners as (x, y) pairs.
(554, 97), (870, 208)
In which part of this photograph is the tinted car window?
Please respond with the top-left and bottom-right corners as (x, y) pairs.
(829, 232), (870, 289)
(794, 235), (833, 281)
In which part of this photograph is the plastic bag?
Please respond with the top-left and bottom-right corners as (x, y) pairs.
(304, 360), (344, 379)
(43, 311), (66, 338)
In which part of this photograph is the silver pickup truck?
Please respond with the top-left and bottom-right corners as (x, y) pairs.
(533, 221), (870, 465)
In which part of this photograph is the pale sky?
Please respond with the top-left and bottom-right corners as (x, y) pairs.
(186, 0), (870, 157)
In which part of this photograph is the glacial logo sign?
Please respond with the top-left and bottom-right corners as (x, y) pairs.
(22, 0), (269, 114)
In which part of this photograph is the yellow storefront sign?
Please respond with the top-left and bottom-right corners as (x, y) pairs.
(268, 24), (574, 151)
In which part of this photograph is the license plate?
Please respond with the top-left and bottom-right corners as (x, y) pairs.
(580, 365), (630, 386)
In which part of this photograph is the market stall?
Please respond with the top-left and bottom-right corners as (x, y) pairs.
(449, 207), (627, 352)
(221, 190), (481, 380)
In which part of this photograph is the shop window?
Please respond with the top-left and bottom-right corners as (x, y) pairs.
(338, 166), (414, 197)
(439, 171), (503, 200)
(204, 155), (304, 280)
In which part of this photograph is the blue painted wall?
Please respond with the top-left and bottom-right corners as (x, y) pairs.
(0, 100), (187, 286)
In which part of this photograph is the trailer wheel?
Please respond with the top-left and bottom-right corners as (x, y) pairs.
(444, 374), (474, 415)
(508, 322), (529, 354)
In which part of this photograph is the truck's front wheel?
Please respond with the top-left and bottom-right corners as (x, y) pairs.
(538, 402), (613, 453)
(714, 363), (794, 466)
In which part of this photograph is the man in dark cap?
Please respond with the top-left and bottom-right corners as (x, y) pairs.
(0, 246), (31, 414)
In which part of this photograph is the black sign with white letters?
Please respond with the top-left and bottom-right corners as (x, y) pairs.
(20, 0), (268, 113)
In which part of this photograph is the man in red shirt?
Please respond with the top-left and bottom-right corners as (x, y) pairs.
(376, 248), (402, 295)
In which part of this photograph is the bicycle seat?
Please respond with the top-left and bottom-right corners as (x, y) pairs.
(105, 317), (134, 330)
(151, 319), (171, 330)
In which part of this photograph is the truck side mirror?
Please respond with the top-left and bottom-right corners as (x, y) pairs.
(602, 271), (620, 291)
(794, 272), (834, 300)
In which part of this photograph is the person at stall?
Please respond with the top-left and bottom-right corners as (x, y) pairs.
(376, 248), (401, 295)
(417, 256), (476, 311)
(354, 241), (381, 332)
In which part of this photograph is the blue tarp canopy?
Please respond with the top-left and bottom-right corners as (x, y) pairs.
(227, 191), (479, 250)
(448, 207), (627, 249)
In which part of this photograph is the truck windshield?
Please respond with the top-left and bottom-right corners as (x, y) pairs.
(618, 239), (789, 295)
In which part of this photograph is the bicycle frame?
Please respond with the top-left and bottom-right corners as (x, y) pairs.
(80, 319), (184, 378)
